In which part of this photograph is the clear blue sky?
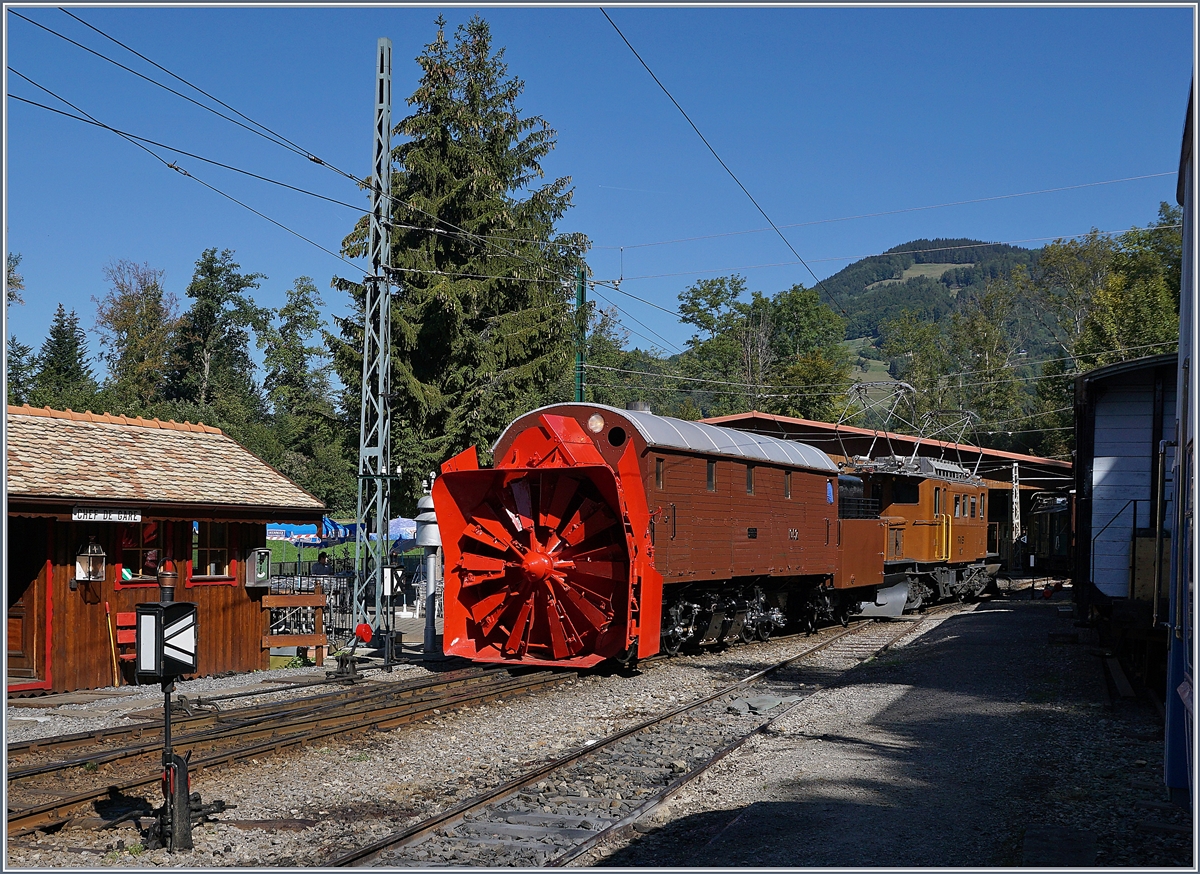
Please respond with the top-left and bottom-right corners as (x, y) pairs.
(4, 5), (1194, 366)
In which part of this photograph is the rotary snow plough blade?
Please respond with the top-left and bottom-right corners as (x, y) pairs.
(433, 413), (657, 668)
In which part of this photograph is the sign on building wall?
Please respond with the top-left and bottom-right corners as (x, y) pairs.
(72, 507), (142, 523)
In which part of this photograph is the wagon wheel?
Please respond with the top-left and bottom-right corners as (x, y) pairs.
(756, 620), (773, 642)
(453, 472), (627, 661)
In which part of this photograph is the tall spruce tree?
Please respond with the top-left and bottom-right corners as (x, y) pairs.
(333, 15), (587, 511)
(30, 303), (97, 409)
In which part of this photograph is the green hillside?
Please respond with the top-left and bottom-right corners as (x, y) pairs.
(819, 238), (1040, 339)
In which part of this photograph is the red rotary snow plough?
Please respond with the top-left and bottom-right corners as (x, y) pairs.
(433, 413), (661, 668)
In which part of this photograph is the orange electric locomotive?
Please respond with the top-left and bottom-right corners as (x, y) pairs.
(432, 403), (997, 669)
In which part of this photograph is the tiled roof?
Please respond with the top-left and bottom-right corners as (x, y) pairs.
(6, 405), (324, 511)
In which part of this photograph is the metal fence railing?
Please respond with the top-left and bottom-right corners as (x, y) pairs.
(267, 551), (436, 650)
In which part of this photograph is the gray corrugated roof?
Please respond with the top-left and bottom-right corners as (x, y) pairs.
(498, 404), (838, 472)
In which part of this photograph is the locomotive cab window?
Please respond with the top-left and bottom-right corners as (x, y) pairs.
(707, 460), (716, 491)
(954, 495), (961, 517)
(891, 479), (920, 504)
(980, 494), (986, 518)
(746, 465), (755, 495)
(784, 470), (792, 499)
(970, 496), (977, 518)
(655, 457), (664, 489)
(933, 487), (940, 516)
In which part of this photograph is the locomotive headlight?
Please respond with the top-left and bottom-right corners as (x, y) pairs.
(586, 413), (605, 434)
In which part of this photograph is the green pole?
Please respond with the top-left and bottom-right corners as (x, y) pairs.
(575, 266), (586, 402)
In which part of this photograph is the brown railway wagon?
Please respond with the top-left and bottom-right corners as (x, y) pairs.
(440, 403), (897, 668)
(6, 406), (323, 694)
(493, 404), (843, 588)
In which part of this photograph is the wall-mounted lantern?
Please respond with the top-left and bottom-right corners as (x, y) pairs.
(74, 537), (107, 587)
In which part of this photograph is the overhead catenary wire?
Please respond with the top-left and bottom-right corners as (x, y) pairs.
(10, 82), (603, 288)
(590, 286), (684, 354)
(6, 71), (370, 277)
(600, 7), (851, 318)
(16, 9), (585, 275)
(582, 338), (1180, 393)
(596, 171), (1177, 251)
(598, 224), (1184, 285)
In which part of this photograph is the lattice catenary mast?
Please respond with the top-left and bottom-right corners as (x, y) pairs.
(352, 37), (393, 630)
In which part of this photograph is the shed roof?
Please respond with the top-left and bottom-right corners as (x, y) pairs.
(6, 405), (324, 515)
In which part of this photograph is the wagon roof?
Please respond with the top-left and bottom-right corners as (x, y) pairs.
(501, 404), (839, 472)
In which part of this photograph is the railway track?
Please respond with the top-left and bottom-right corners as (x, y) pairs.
(6, 665), (572, 836)
(328, 604), (964, 867)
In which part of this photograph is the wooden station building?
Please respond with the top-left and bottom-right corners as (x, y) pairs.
(5, 405), (324, 695)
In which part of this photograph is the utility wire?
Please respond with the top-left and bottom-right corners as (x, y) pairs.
(17, 9), (584, 273)
(59, 7), (325, 166)
(598, 171), (1176, 251)
(600, 8), (850, 318)
(6, 72), (369, 276)
(8, 82), (367, 213)
(600, 223), (1183, 284)
(9, 10), (314, 161)
(590, 286), (684, 353)
(10, 79), (603, 288)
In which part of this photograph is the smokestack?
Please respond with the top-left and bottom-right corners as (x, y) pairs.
(626, 401), (652, 414)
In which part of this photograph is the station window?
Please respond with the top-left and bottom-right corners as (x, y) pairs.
(784, 470), (792, 499)
(192, 521), (233, 581)
(655, 457), (664, 489)
(119, 520), (166, 586)
(970, 496), (977, 518)
(954, 495), (961, 517)
(707, 460), (716, 492)
(746, 465), (755, 495)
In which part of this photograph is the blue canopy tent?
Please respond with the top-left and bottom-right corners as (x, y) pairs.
(266, 517), (353, 547)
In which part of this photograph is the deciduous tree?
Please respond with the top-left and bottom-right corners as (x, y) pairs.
(93, 260), (179, 407)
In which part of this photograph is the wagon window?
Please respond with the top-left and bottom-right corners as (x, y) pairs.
(707, 460), (716, 491)
(655, 457), (664, 489)
(746, 465), (755, 495)
(784, 470), (792, 499)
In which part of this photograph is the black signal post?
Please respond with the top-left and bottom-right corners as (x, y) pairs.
(135, 566), (198, 852)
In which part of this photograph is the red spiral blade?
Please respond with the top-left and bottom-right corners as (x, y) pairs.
(465, 588), (508, 625)
(456, 553), (508, 586)
(540, 473), (577, 530)
(558, 499), (618, 547)
(544, 593), (572, 660)
(503, 598), (535, 657)
(550, 576), (610, 630)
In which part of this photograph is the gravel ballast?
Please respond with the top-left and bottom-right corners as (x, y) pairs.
(5, 586), (1193, 868)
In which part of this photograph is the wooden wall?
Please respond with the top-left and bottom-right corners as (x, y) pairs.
(20, 516), (270, 693)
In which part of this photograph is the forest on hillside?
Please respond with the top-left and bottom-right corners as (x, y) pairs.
(5, 15), (1184, 516)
